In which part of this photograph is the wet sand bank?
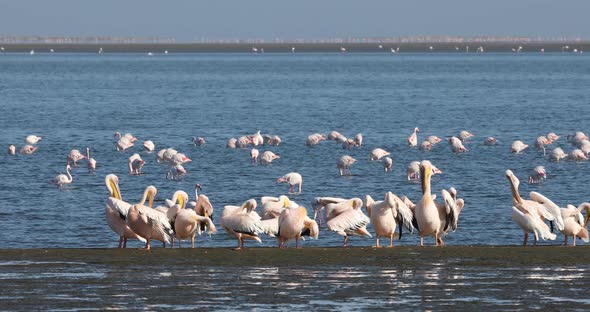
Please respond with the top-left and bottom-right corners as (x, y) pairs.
(1, 246), (588, 267)
(1, 42), (589, 53)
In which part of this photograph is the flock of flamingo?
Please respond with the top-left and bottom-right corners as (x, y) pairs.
(7, 128), (590, 250)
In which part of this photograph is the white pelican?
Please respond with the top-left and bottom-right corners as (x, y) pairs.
(449, 137), (468, 153)
(187, 184), (215, 234)
(126, 186), (175, 250)
(311, 197), (347, 225)
(260, 195), (297, 220)
(337, 155), (357, 176)
(458, 130), (474, 142)
(551, 148), (568, 162)
(277, 206), (319, 248)
(484, 137), (497, 146)
(370, 148), (390, 161)
(86, 147), (96, 173)
(128, 154), (144, 175)
(220, 199), (265, 250)
(25, 135), (42, 145)
(170, 197), (216, 248)
(325, 198), (371, 247)
(433, 188), (465, 245)
(511, 140), (529, 154)
(20, 145), (37, 155)
(277, 172), (303, 194)
(143, 140), (155, 152)
(528, 166), (546, 184)
(67, 149), (86, 166)
(506, 170), (559, 246)
(414, 160), (457, 246)
(250, 148), (259, 163)
(408, 127), (419, 147)
(104, 174), (149, 248)
(383, 157), (393, 172)
(50, 165), (73, 188)
(365, 192), (414, 247)
(260, 151), (279, 164)
(561, 204), (590, 246)
(226, 138), (237, 148)
(8, 145), (16, 155)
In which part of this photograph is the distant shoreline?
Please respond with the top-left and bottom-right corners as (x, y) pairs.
(0, 41), (588, 53)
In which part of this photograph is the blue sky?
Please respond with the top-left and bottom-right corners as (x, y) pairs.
(0, 0), (588, 41)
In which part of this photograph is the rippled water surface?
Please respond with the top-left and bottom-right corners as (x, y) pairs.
(1, 257), (589, 311)
(0, 53), (589, 248)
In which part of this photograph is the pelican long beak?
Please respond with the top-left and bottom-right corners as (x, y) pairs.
(109, 178), (121, 200)
(148, 191), (154, 208)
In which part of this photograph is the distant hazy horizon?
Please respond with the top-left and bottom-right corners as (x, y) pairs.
(1, 0), (589, 41)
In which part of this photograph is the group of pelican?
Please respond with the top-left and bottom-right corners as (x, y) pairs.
(105, 174), (215, 250)
(506, 170), (590, 246)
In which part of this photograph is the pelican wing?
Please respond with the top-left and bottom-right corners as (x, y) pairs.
(530, 191), (564, 231)
(106, 197), (131, 219)
(137, 206), (174, 242)
(326, 209), (371, 237)
(261, 218), (279, 237)
(392, 195), (415, 234)
(442, 190), (458, 232)
(222, 212), (264, 237)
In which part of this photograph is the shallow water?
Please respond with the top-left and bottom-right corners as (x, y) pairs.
(1, 250), (589, 311)
(0, 53), (589, 249)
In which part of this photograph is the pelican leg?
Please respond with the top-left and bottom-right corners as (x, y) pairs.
(178, 239), (182, 248)
(573, 235), (577, 247)
(523, 232), (528, 246)
(564, 235), (568, 246)
(375, 236), (380, 248)
(118, 237), (124, 248)
(420, 235), (424, 247)
(145, 239), (151, 251)
(389, 234), (394, 248)
(234, 237), (242, 250)
(192, 235), (195, 249)
(296, 236), (300, 249)
(533, 234), (538, 246)
(343, 236), (349, 247)
(123, 238), (128, 248)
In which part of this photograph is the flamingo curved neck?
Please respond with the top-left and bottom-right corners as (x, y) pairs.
(66, 168), (73, 183)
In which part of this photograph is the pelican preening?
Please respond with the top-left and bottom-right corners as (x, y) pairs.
(221, 199), (265, 250)
(277, 206), (319, 248)
(126, 186), (175, 250)
(365, 192), (414, 247)
(506, 170), (562, 246)
(325, 198), (371, 247)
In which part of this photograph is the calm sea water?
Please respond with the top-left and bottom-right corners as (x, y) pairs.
(0, 53), (589, 249)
